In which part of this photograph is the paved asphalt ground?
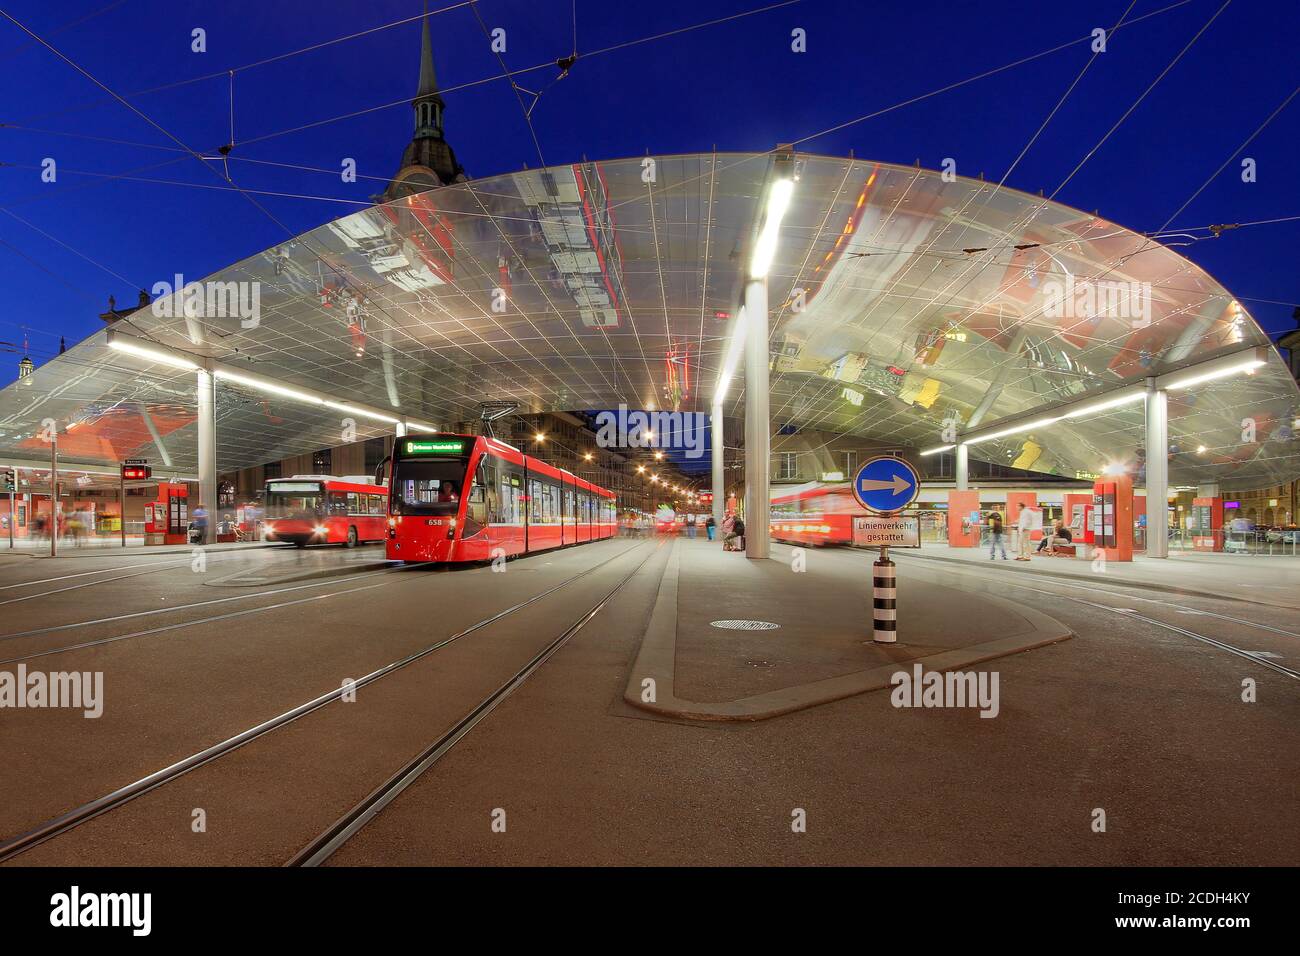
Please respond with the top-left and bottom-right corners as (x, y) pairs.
(0, 536), (1295, 866)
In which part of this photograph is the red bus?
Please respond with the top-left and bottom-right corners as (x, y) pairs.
(379, 434), (617, 563)
(263, 475), (389, 548)
(771, 481), (860, 547)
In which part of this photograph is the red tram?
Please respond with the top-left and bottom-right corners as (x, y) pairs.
(379, 434), (617, 563)
(263, 476), (389, 547)
(770, 481), (860, 546)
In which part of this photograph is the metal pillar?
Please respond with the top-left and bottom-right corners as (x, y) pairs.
(955, 443), (969, 491)
(711, 400), (725, 535)
(50, 435), (57, 557)
(1145, 379), (1169, 558)
(8, 470), (14, 550)
(743, 277), (770, 559)
(197, 369), (217, 546)
(120, 471), (127, 548)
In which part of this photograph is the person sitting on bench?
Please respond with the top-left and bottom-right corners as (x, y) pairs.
(1037, 519), (1073, 554)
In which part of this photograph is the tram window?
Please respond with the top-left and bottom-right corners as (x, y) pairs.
(498, 479), (514, 523)
(392, 459), (466, 516)
(565, 488), (574, 520)
(529, 479), (543, 522)
(476, 457), (499, 522)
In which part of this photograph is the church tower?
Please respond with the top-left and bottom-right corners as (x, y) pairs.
(385, 5), (466, 201)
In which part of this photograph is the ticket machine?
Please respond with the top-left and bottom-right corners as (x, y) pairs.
(145, 481), (190, 545)
(1091, 474), (1134, 562)
(1190, 496), (1224, 552)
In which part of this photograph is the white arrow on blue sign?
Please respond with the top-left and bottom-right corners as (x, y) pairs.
(852, 456), (921, 514)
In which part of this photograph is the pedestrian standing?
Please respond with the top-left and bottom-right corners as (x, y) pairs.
(1015, 502), (1034, 561)
(705, 515), (716, 541)
(989, 511), (1007, 560)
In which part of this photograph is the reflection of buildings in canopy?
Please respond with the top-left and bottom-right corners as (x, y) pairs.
(0, 7), (1295, 496)
(2, 150), (1298, 495)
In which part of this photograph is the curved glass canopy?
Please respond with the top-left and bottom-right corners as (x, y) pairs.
(1, 152), (1297, 486)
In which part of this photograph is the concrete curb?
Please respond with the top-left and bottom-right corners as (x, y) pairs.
(894, 549), (1300, 611)
(623, 540), (1073, 722)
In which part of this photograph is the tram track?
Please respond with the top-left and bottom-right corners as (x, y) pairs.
(878, 551), (1300, 681)
(286, 540), (661, 866)
(767, 543), (1300, 680)
(0, 539), (652, 865)
(0, 547), (326, 607)
(0, 563), (413, 662)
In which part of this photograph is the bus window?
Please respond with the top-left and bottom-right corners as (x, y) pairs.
(266, 482), (322, 518)
(328, 492), (348, 517)
(347, 492), (360, 514)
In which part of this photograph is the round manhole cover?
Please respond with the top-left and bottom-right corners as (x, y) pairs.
(710, 620), (780, 630)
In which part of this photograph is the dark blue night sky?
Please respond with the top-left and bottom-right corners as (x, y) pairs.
(1, 0), (1297, 386)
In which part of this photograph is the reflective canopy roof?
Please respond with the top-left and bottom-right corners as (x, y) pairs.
(1, 152), (1297, 486)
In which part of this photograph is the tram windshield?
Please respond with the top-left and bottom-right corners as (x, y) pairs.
(392, 459), (467, 516)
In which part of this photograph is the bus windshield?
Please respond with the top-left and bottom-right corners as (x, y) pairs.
(266, 482), (323, 518)
(392, 459), (467, 516)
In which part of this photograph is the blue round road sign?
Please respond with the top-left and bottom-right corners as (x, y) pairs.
(852, 456), (921, 514)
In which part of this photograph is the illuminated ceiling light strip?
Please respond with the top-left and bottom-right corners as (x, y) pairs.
(919, 444), (955, 456)
(959, 348), (1271, 446)
(962, 416), (1061, 446)
(713, 304), (748, 405)
(1160, 358), (1265, 391)
(106, 336), (198, 371)
(749, 177), (795, 279)
(107, 329), (440, 435)
(1059, 388), (1146, 419)
(322, 400), (399, 424)
(213, 369), (325, 406)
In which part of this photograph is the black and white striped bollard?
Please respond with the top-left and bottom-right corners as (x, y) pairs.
(872, 545), (897, 644)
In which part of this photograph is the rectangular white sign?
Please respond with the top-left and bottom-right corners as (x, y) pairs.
(853, 515), (920, 548)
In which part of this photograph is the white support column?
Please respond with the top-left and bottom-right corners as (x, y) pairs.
(743, 277), (770, 559)
(955, 443), (969, 491)
(711, 400), (725, 534)
(197, 368), (217, 546)
(395, 419), (408, 439)
(1145, 379), (1169, 558)
(49, 436), (58, 558)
